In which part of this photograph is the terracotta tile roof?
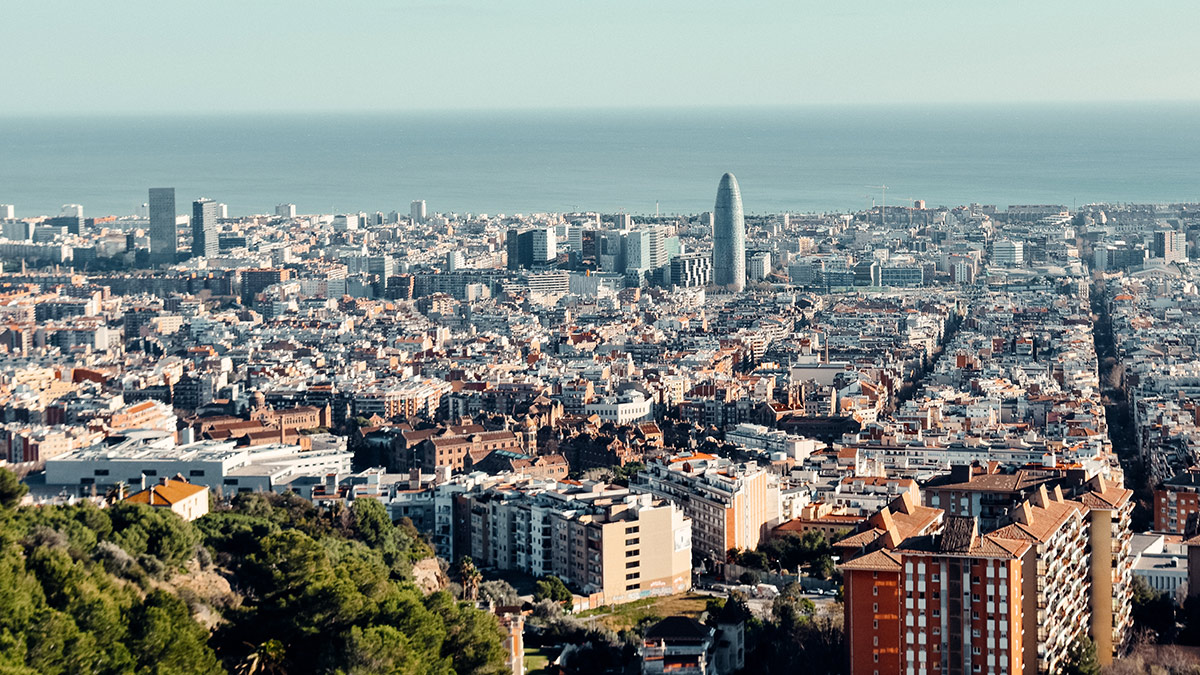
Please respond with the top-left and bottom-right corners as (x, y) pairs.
(839, 548), (902, 572)
(124, 480), (207, 507)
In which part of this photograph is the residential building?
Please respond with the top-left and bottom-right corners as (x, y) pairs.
(124, 478), (210, 521)
(634, 453), (780, 559)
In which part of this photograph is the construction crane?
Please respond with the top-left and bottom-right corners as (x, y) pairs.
(866, 185), (888, 225)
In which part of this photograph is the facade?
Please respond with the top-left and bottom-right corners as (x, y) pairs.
(453, 481), (692, 607)
(584, 391), (653, 425)
(993, 239), (1024, 267)
(191, 198), (219, 258)
(241, 268), (291, 304)
(148, 187), (177, 265)
(843, 479), (1135, 673)
(641, 617), (718, 675)
(45, 433), (353, 497)
(507, 227), (556, 270)
(417, 428), (523, 473)
(669, 253), (712, 288)
(1153, 229), (1185, 263)
(712, 173), (746, 292)
(411, 199), (426, 224)
(123, 478), (210, 521)
(634, 454), (780, 559)
(1154, 466), (1200, 534)
(746, 250), (770, 281)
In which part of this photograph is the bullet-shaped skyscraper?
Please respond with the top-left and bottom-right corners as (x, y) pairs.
(712, 172), (745, 291)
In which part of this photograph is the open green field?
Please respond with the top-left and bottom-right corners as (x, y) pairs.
(524, 646), (558, 674)
(575, 592), (712, 632)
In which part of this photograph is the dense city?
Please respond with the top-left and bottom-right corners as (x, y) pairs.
(1, 178), (1200, 674)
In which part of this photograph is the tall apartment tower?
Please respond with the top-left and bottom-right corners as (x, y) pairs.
(148, 187), (177, 265)
(411, 200), (427, 224)
(1154, 229), (1185, 262)
(191, 198), (219, 258)
(712, 173), (745, 291)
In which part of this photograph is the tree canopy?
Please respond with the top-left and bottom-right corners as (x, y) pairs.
(0, 467), (507, 675)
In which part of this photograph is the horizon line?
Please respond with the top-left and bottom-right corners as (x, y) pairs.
(4, 99), (1200, 119)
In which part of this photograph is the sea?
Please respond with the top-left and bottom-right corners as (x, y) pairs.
(1, 104), (1198, 219)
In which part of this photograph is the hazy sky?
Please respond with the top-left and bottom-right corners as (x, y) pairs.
(4, 0), (1198, 115)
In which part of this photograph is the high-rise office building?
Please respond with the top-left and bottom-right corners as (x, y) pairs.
(506, 226), (556, 270)
(411, 200), (427, 224)
(1154, 229), (1185, 262)
(623, 229), (652, 272)
(668, 253), (712, 288)
(747, 250), (771, 280)
(191, 198), (219, 259)
(993, 239), (1024, 267)
(60, 204), (83, 218)
(275, 203), (297, 219)
(712, 173), (745, 291)
(148, 187), (177, 265)
(0, 205), (14, 220)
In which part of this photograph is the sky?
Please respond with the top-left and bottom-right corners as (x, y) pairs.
(3, 0), (1199, 115)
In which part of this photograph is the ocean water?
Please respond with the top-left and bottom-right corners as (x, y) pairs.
(1, 104), (1198, 218)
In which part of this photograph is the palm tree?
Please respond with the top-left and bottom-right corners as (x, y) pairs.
(237, 639), (286, 675)
(458, 556), (482, 603)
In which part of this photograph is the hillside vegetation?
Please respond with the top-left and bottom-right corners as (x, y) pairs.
(0, 467), (508, 674)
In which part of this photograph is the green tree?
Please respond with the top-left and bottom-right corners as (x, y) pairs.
(107, 502), (200, 569)
(0, 467), (28, 509)
(479, 579), (518, 606)
(1130, 575), (1176, 642)
(127, 590), (225, 674)
(533, 576), (573, 605)
(341, 625), (452, 675)
(1060, 636), (1101, 675)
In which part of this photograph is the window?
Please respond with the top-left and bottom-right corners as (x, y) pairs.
(627, 538), (639, 546)
(626, 549), (639, 557)
(873, 586), (879, 596)
(625, 572), (639, 580)
(626, 561), (637, 569)
(189, 470), (205, 477)
(143, 469), (157, 476)
(94, 469), (109, 476)
(224, 479), (238, 485)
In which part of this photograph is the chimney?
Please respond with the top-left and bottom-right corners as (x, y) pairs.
(140, 473), (147, 491)
(409, 468), (421, 490)
(1031, 485), (1049, 509)
(1013, 502), (1033, 525)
